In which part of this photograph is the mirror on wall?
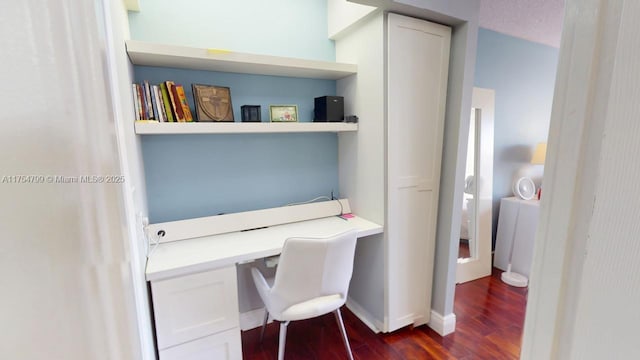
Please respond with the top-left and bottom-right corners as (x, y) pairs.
(457, 87), (494, 284)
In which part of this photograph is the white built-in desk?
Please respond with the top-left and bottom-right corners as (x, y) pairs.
(146, 214), (382, 281)
(144, 200), (382, 360)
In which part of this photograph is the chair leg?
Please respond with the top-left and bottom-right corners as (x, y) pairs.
(334, 309), (354, 360)
(259, 309), (269, 343)
(278, 321), (290, 360)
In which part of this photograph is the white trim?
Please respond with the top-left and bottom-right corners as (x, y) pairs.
(239, 308), (273, 331)
(346, 298), (384, 333)
(427, 310), (456, 336)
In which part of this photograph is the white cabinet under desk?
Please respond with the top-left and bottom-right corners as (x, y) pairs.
(152, 267), (241, 359)
(144, 200), (382, 359)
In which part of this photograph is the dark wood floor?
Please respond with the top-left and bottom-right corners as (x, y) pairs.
(242, 268), (527, 359)
(458, 240), (470, 259)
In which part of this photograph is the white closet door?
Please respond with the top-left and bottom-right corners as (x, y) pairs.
(386, 13), (451, 331)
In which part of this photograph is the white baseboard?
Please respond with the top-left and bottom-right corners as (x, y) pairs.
(427, 310), (456, 336)
(239, 307), (273, 331)
(345, 298), (384, 333)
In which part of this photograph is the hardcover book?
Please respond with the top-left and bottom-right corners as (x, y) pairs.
(137, 84), (147, 120)
(175, 85), (193, 122)
(152, 85), (166, 122)
(132, 84), (141, 120)
(159, 82), (175, 122)
(143, 80), (155, 120)
(166, 81), (185, 122)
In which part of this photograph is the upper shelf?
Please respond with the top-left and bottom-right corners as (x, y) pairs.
(134, 122), (358, 135)
(125, 40), (357, 80)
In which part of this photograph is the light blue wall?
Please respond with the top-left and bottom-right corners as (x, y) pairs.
(142, 133), (338, 223)
(128, 0), (335, 61)
(129, 1), (339, 223)
(474, 28), (559, 243)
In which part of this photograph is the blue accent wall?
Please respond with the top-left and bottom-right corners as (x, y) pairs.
(128, 0), (335, 62)
(142, 133), (338, 223)
(474, 28), (559, 242)
(134, 67), (338, 222)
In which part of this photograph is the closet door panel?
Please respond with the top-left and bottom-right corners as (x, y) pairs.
(386, 13), (451, 330)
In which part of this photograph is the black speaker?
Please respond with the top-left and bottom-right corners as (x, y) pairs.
(241, 105), (261, 122)
(313, 96), (344, 122)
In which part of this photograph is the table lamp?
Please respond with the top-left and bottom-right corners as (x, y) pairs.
(531, 142), (547, 165)
(531, 142), (546, 200)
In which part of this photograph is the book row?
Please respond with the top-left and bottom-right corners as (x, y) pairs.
(132, 81), (193, 122)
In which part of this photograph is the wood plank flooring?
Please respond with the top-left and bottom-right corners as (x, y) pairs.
(458, 240), (470, 259)
(242, 268), (527, 359)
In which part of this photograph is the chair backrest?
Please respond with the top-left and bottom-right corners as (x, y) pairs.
(269, 229), (358, 314)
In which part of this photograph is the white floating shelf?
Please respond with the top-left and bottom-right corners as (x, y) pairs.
(134, 122), (358, 135)
(126, 40), (357, 80)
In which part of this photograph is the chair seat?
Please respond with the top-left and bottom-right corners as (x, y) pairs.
(275, 294), (344, 322)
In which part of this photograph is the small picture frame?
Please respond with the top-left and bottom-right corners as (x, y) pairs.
(269, 105), (298, 123)
(192, 84), (234, 122)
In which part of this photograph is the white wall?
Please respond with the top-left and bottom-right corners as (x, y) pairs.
(336, 11), (386, 329)
(328, 0), (377, 39)
(522, 0), (640, 358)
(0, 1), (141, 359)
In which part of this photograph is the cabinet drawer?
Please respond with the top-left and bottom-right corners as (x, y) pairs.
(151, 266), (240, 350)
(159, 328), (242, 360)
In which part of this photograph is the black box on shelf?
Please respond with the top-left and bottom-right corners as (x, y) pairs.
(241, 105), (261, 122)
(313, 96), (344, 122)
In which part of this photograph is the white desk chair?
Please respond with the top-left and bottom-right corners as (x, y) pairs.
(251, 229), (358, 360)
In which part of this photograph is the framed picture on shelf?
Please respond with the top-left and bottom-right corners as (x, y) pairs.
(269, 105), (298, 122)
(192, 84), (234, 122)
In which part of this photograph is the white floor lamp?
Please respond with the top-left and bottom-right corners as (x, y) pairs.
(501, 204), (529, 287)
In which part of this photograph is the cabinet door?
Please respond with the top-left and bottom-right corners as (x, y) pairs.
(159, 328), (242, 360)
(386, 13), (451, 331)
(151, 266), (240, 350)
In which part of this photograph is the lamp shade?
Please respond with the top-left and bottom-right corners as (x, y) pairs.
(531, 142), (547, 165)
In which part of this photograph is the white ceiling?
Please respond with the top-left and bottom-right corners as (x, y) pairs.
(479, 0), (565, 48)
